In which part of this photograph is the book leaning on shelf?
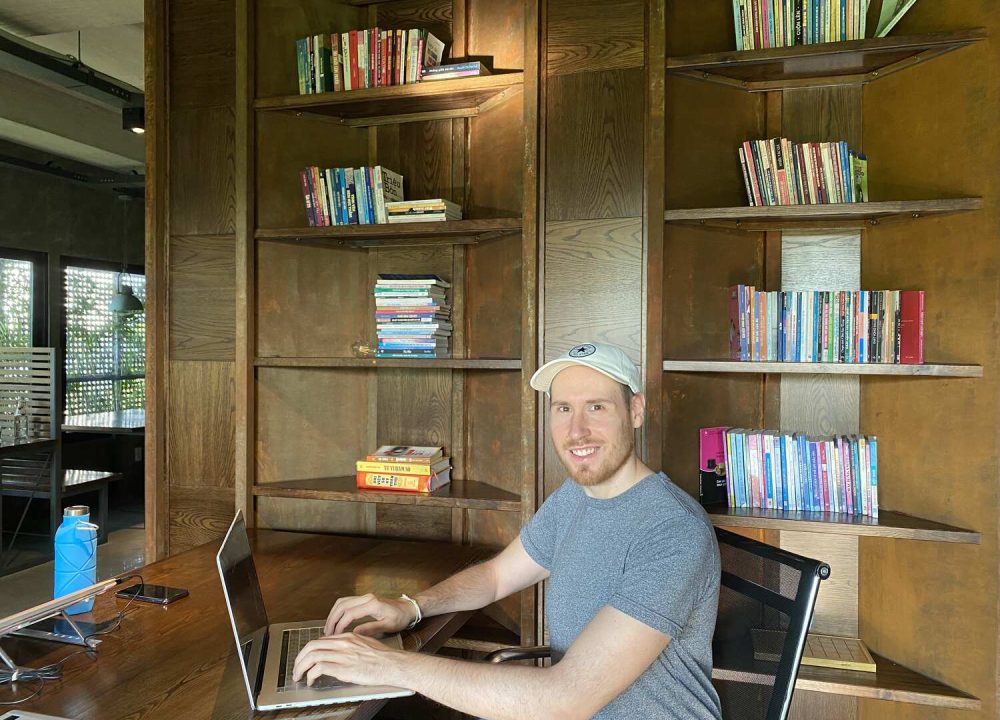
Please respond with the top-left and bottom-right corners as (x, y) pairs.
(375, 274), (452, 359)
(300, 165), (403, 227)
(728, 285), (924, 364)
(385, 198), (462, 223)
(296, 27), (445, 94)
(420, 61), (492, 81)
(712, 426), (879, 517)
(356, 445), (452, 493)
(738, 138), (868, 206)
(731, 0), (873, 50)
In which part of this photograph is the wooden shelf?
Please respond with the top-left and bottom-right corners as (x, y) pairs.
(664, 198), (982, 232)
(708, 507), (980, 543)
(667, 29), (986, 91)
(255, 217), (521, 247)
(662, 360), (982, 377)
(714, 651), (979, 709)
(254, 73), (524, 126)
(255, 357), (521, 370)
(253, 476), (522, 512)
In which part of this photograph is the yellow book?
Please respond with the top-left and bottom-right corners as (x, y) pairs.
(355, 458), (450, 475)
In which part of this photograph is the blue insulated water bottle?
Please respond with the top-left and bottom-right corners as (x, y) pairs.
(54, 505), (98, 614)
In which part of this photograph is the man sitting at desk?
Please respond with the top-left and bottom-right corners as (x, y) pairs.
(293, 342), (722, 719)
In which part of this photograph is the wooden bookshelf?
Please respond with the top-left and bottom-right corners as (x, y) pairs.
(255, 218), (521, 247)
(707, 507), (980, 544)
(661, 360), (983, 377)
(254, 73), (524, 126)
(254, 357), (521, 370)
(667, 29), (986, 91)
(664, 198), (982, 232)
(713, 651), (979, 709)
(253, 476), (521, 513)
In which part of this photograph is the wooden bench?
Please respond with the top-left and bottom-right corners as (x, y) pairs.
(0, 465), (121, 543)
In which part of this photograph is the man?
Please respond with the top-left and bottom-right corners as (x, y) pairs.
(293, 342), (722, 719)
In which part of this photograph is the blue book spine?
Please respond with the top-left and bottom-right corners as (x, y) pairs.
(795, 435), (808, 510)
(869, 436), (879, 517)
(778, 435), (789, 512)
(737, 432), (749, 507)
(763, 438), (774, 510)
(840, 141), (852, 203)
(841, 0), (847, 40)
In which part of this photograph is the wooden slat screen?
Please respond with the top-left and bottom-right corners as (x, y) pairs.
(0, 347), (57, 439)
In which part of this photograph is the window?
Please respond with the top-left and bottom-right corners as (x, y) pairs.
(0, 248), (46, 347)
(64, 264), (145, 415)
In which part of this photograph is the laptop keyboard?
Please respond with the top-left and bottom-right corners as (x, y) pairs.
(277, 626), (349, 693)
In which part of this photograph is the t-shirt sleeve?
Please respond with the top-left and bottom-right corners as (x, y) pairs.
(609, 518), (718, 639)
(519, 482), (570, 570)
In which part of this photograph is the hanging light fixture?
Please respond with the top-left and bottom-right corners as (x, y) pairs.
(109, 194), (144, 315)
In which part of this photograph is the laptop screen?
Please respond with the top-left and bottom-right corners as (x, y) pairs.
(217, 512), (269, 649)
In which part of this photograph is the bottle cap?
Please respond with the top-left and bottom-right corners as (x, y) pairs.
(65, 505), (89, 517)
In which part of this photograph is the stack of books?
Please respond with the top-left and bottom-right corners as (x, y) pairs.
(300, 165), (404, 226)
(420, 61), (491, 82)
(375, 274), (452, 359)
(728, 285), (924, 364)
(714, 427), (878, 516)
(731, 0), (871, 49)
(385, 199), (462, 223)
(356, 445), (452, 493)
(295, 27), (445, 93)
(739, 139), (867, 206)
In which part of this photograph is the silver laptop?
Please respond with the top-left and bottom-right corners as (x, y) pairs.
(216, 511), (413, 711)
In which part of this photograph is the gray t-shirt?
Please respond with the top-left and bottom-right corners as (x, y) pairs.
(520, 472), (722, 720)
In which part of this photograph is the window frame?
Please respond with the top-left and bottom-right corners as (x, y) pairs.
(60, 255), (146, 415)
(0, 246), (48, 347)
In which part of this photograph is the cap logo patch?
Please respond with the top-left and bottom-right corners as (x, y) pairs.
(568, 343), (596, 358)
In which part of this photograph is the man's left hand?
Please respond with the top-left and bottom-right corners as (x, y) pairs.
(292, 632), (405, 687)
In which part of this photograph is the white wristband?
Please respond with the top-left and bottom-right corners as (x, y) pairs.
(400, 594), (422, 630)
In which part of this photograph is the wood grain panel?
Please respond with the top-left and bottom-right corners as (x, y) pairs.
(376, 368), (453, 449)
(467, 94), (524, 218)
(544, 218), (643, 356)
(168, 485), (235, 554)
(467, 508), (521, 633)
(256, 241), (369, 357)
(546, 69), (644, 221)
(464, 371), (522, 495)
(256, 110), (368, 230)
(546, 0), (644, 76)
(376, 503), (452, 541)
(467, 0), (524, 70)
(169, 0), (235, 109)
(167, 361), (236, 489)
(256, 496), (369, 535)
(466, 234), (521, 358)
(169, 107), (237, 235)
(782, 86), (863, 148)
(782, 531), (858, 637)
(254, 0), (361, 98)
(858, 9), (1000, 715)
(664, 0), (736, 56)
(376, 0), (451, 48)
(394, 120), (455, 201)
(789, 690), (857, 720)
(169, 236), (236, 360)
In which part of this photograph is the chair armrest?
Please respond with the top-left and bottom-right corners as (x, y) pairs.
(484, 645), (552, 664)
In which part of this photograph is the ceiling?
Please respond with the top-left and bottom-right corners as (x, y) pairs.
(0, 0), (145, 178)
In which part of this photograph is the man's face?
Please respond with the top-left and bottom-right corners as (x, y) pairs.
(548, 365), (642, 487)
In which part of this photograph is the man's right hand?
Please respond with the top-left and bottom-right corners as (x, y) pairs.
(324, 593), (417, 636)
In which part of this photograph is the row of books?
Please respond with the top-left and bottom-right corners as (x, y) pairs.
(387, 198), (462, 223)
(728, 286), (925, 364)
(356, 445), (452, 493)
(375, 275), (452, 360)
(300, 165), (403, 226)
(739, 139), (868, 206)
(720, 427), (879, 517)
(732, 0), (871, 50)
(296, 27), (445, 94)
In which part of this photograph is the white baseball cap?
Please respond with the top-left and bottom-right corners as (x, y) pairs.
(530, 342), (642, 394)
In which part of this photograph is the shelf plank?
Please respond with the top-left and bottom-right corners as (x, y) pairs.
(714, 651), (979, 709)
(255, 74), (524, 125)
(662, 360), (982, 377)
(254, 357), (521, 370)
(707, 507), (980, 543)
(256, 217), (521, 247)
(664, 198), (983, 231)
(253, 476), (521, 512)
(667, 29), (986, 91)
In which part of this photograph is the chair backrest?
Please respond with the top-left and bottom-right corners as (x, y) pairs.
(712, 528), (830, 720)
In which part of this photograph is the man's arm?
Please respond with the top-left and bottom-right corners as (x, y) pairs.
(296, 605), (669, 720)
(325, 536), (548, 635)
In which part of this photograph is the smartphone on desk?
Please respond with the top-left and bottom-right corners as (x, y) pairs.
(116, 583), (189, 605)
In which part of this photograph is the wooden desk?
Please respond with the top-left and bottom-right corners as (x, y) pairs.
(62, 409), (145, 434)
(3, 529), (489, 719)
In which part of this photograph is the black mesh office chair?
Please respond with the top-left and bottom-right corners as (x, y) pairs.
(485, 528), (829, 720)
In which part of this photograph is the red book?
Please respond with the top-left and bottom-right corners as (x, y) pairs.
(348, 30), (359, 90)
(899, 290), (925, 364)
